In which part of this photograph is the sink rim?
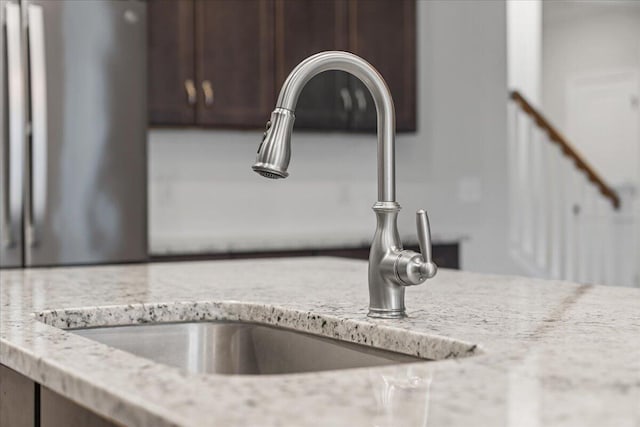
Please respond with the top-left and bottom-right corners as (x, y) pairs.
(34, 300), (483, 364)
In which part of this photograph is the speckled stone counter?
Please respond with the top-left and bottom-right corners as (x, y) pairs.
(1, 258), (639, 426)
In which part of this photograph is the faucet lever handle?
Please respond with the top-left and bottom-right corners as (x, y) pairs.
(416, 209), (437, 278)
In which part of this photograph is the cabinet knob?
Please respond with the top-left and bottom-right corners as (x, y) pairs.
(339, 87), (353, 112)
(184, 79), (196, 105)
(202, 80), (214, 107)
(354, 88), (367, 112)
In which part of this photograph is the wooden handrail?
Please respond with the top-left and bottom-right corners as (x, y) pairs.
(510, 90), (620, 210)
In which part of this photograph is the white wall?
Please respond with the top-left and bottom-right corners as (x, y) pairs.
(542, 2), (640, 130)
(149, 0), (518, 275)
(507, 0), (542, 105)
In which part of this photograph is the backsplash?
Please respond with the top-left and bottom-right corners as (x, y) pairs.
(148, 128), (429, 254)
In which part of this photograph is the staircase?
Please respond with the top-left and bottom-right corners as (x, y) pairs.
(508, 90), (622, 286)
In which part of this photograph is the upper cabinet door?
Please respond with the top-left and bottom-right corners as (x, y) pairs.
(148, 0), (196, 125)
(348, 0), (416, 132)
(195, 0), (275, 128)
(145, 0), (416, 132)
(275, 0), (350, 129)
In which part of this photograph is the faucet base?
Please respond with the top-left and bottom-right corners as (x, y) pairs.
(367, 307), (407, 319)
(368, 202), (406, 318)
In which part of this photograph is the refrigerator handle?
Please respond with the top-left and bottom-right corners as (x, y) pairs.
(2, 3), (25, 249)
(27, 4), (47, 247)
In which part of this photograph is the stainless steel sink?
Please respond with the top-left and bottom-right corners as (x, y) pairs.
(71, 322), (424, 375)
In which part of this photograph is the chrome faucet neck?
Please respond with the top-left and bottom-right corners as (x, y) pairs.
(275, 51), (396, 202)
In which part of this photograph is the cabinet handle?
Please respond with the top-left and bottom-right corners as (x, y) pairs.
(339, 87), (352, 112)
(27, 4), (48, 247)
(3, 3), (25, 249)
(202, 80), (214, 107)
(354, 88), (367, 112)
(184, 79), (196, 105)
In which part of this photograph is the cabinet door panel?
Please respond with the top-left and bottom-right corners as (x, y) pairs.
(148, 0), (196, 125)
(275, 0), (349, 129)
(348, 0), (416, 131)
(196, 0), (275, 128)
(0, 365), (35, 427)
(41, 387), (119, 427)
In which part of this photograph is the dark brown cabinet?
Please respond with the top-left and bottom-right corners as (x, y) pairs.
(347, 0), (416, 131)
(40, 387), (119, 427)
(274, 0), (351, 129)
(152, 243), (460, 270)
(0, 364), (119, 427)
(195, 0), (275, 127)
(147, 0), (196, 125)
(148, 0), (274, 128)
(0, 364), (35, 427)
(147, 0), (416, 131)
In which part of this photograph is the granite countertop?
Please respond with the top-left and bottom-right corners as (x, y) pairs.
(1, 257), (638, 426)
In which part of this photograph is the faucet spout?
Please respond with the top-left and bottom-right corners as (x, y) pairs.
(254, 51), (396, 202)
(253, 51), (436, 318)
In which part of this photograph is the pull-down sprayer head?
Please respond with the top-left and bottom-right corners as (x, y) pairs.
(252, 108), (295, 179)
(252, 51), (396, 202)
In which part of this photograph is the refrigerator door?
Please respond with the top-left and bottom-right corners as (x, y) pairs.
(23, 0), (147, 267)
(0, 0), (26, 268)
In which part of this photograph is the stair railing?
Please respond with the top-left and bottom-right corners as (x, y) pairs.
(508, 90), (619, 285)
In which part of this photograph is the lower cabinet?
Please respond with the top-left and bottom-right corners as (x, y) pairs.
(40, 387), (119, 427)
(0, 365), (119, 427)
(152, 243), (461, 270)
(317, 243), (460, 269)
(0, 364), (35, 427)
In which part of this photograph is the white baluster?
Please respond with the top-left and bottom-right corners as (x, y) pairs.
(611, 189), (634, 287)
(547, 143), (564, 279)
(597, 190), (608, 284)
(576, 174), (590, 284)
(563, 158), (578, 282)
(534, 133), (549, 273)
(583, 184), (598, 284)
(603, 201), (615, 286)
(520, 114), (534, 259)
(508, 100), (520, 249)
(592, 197), (608, 285)
(530, 126), (541, 267)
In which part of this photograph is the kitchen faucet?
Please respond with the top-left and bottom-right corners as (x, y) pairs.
(252, 51), (437, 318)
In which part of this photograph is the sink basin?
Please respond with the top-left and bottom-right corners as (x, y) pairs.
(71, 321), (424, 375)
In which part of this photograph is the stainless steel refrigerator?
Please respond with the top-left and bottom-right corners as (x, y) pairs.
(1, 0), (147, 268)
